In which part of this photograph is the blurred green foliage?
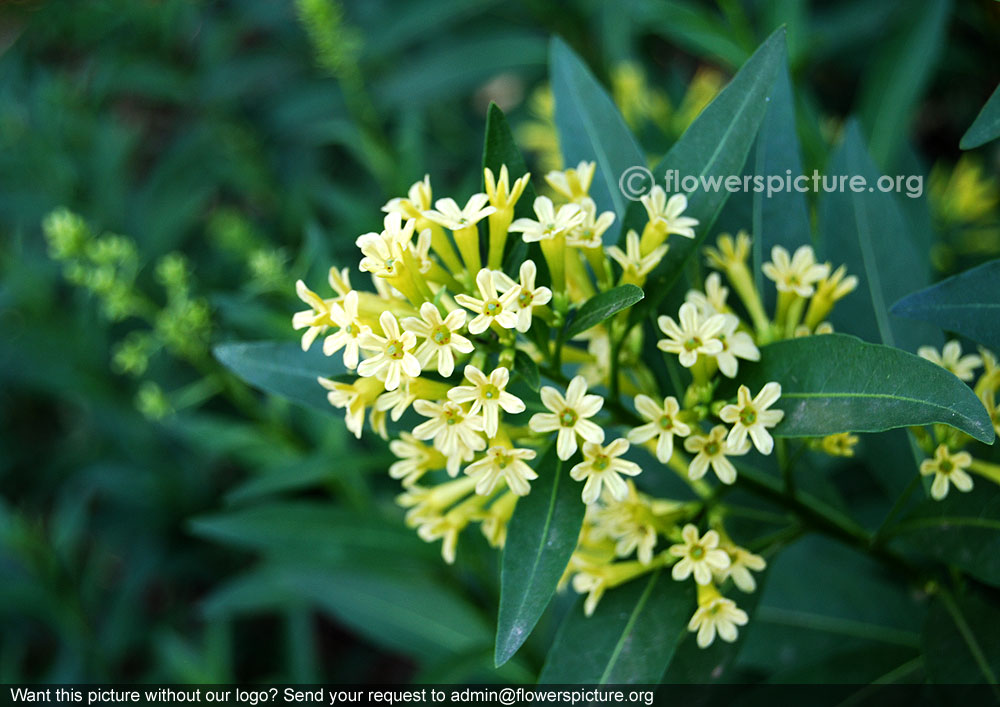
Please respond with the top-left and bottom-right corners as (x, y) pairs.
(2, 0), (999, 685)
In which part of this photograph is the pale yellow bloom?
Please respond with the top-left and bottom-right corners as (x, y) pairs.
(402, 302), (473, 377)
(820, 432), (859, 457)
(292, 279), (334, 351)
(918, 340), (982, 382)
(567, 198), (615, 248)
(447, 365), (525, 438)
(762, 245), (829, 297)
(627, 394), (691, 463)
(545, 160), (595, 202)
(713, 314), (760, 379)
(509, 195), (584, 242)
(920, 444), (974, 500)
(383, 175), (433, 220)
(454, 268), (521, 334)
(422, 194), (495, 230)
(484, 165), (530, 210)
(684, 425), (749, 485)
(669, 524), (730, 585)
(606, 229), (668, 278)
(688, 584), (748, 648)
(357, 311), (421, 391)
(412, 400), (486, 477)
(685, 272), (729, 316)
(641, 187), (698, 238)
(704, 232), (751, 270)
(570, 438), (642, 504)
(318, 376), (383, 439)
(389, 431), (444, 486)
(718, 546), (766, 593)
(356, 213), (415, 278)
(719, 383), (785, 455)
(465, 446), (538, 496)
(495, 260), (552, 332)
(529, 375), (605, 460)
(656, 302), (726, 367)
(323, 290), (369, 369)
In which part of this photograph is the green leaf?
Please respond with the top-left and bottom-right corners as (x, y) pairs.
(731, 333), (995, 443)
(888, 486), (1000, 588)
(539, 570), (694, 684)
(549, 36), (646, 226)
(923, 588), (1000, 685)
(818, 121), (940, 354)
(513, 349), (540, 392)
(630, 27), (786, 319)
(891, 259), (1000, 352)
(633, 1), (750, 70)
(961, 81), (1000, 150)
(213, 340), (344, 413)
(495, 446), (585, 666)
(857, 0), (950, 167)
(565, 284), (644, 339)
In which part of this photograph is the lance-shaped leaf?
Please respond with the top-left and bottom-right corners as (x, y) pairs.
(730, 334), (995, 444)
(961, 81), (1000, 150)
(565, 284), (644, 339)
(891, 259), (1000, 352)
(923, 588), (1000, 685)
(214, 341), (345, 413)
(629, 27), (786, 319)
(539, 570), (694, 684)
(495, 446), (586, 666)
(550, 36), (646, 227)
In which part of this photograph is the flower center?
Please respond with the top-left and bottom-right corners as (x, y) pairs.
(939, 459), (954, 474)
(559, 408), (578, 427)
(518, 291), (534, 308)
(484, 299), (502, 316)
(431, 325), (451, 345)
(690, 545), (705, 560)
(345, 323), (357, 336)
(443, 409), (463, 426)
(705, 442), (720, 456)
(496, 452), (510, 469)
(658, 415), (674, 430)
(739, 408), (757, 425)
(386, 340), (405, 360)
(482, 384), (499, 401)
(684, 337), (702, 351)
(593, 454), (610, 471)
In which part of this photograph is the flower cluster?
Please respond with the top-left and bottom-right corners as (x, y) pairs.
(916, 342), (1000, 499)
(292, 160), (860, 648)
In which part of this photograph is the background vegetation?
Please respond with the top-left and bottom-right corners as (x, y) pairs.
(2, 0), (999, 685)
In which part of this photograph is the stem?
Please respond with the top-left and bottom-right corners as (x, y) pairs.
(873, 473), (922, 545)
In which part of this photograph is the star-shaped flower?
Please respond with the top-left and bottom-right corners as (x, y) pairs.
(402, 302), (473, 377)
(357, 311), (421, 391)
(627, 394), (691, 463)
(669, 524), (730, 585)
(529, 375), (605, 460)
(718, 382), (784, 455)
(656, 302), (726, 367)
(570, 438), (642, 504)
(454, 268), (521, 334)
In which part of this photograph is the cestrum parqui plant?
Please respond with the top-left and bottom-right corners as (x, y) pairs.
(289, 149), (869, 650)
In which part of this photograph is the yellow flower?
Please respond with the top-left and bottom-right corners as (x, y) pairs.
(687, 584), (748, 648)
(356, 213), (415, 278)
(606, 229), (668, 278)
(918, 340), (982, 382)
(495, 260), (552, 332)
(402, 302), (473, 377)
(544, 160), (595, 202)
(719, 382), (784, 455)
(318, 376), (383, 438)
(714, 314), (760, 378)
(656, 302), (726, 367)
(718, 546), (766, 593)
(484, 164), (531, 211)
(422, 193), (495, 231)
(509, 195), (584, 242)
(705, 231), (751, 270)
(389, 431), (444, 486)
(323, 290), (370, 369)
(481, 491), (518, 547)
(641, 187), (698, 238)
(383, 175), (433, 221)
(412, 400), (486, 477)
(762, 245), (829, 297)
(591, 481), (673, 564)
(920, 444), (974, 500)
(292, 279), (334, 351)
(529, 375), (605, 460)
(820, 432), (859, 457)
(684, 425), (749, 485)
(447, 365), (525, 438)
(566, 198), (616, 248)
(454, 268), (521, 334)
(685, 272), (729, 316)
(357, 311), (421, 391)
(465, 445), (538, 496)
(570, 438), (642, 504)
(669, 524), (730, 585)
(627, 394), (691, 463)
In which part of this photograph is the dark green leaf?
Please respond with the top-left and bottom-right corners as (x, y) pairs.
(566, 284), (644, 339)
(513, 349), (540, 392)
(630, 28), (786, 320)
(818, 121), (940, 354)
(961, 81), (1000, 150)
(889, 486), (1000, 587)
(891, 259), (1000, 352)
(923, 588), (1000, 685)
(549, 36), (645, 226)
(633, 1), (750, 70)
(213, 341), (344, 413)
(857, 0), (950, 167)
(731, 334), (995, 443)
(495, 446), (586, 666)
(540, 570), (694, 684)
